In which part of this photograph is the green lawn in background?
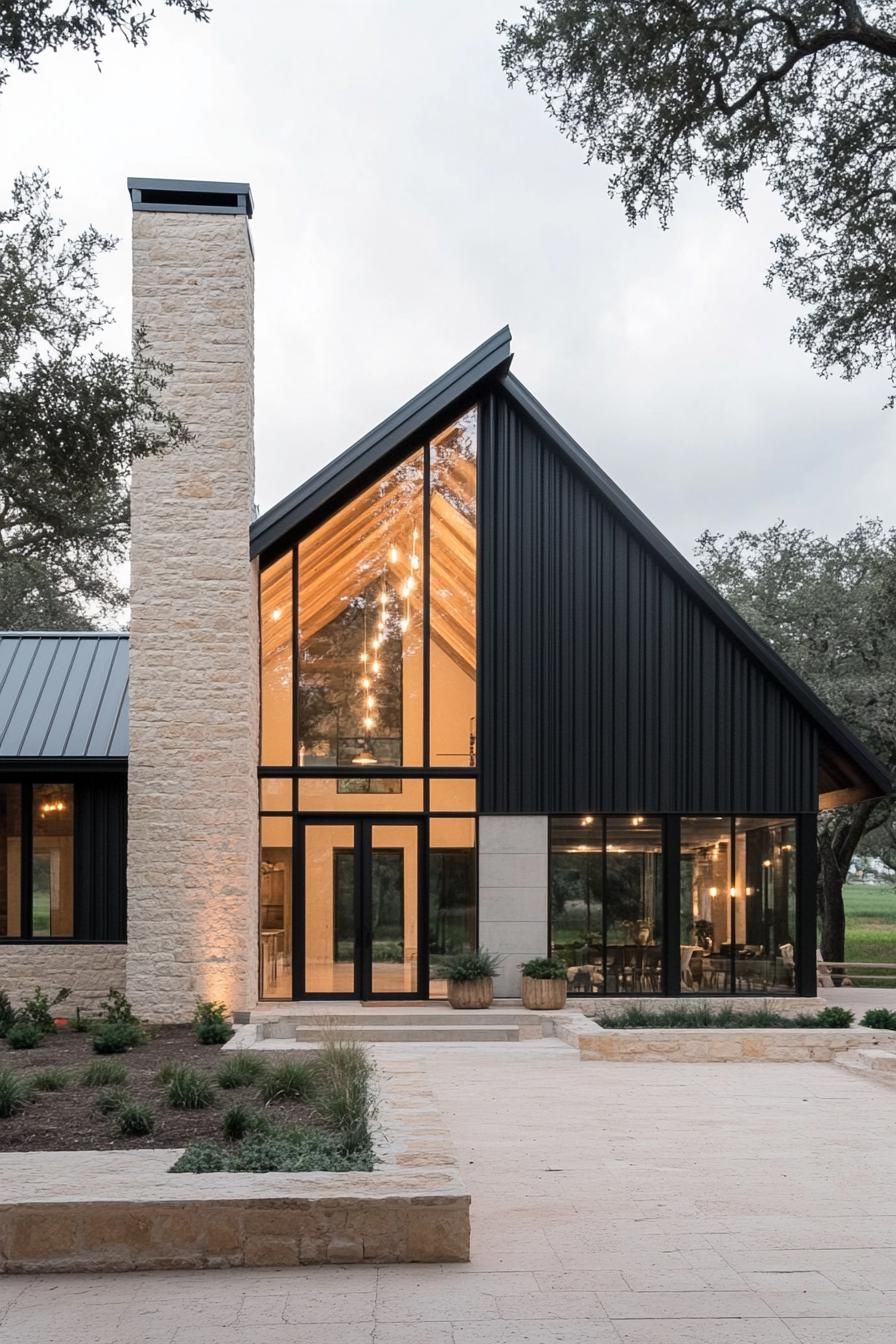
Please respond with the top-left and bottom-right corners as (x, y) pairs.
(841, 883), (896, 986)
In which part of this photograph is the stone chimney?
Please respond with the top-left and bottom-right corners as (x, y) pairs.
(127, 178), (258, 1022)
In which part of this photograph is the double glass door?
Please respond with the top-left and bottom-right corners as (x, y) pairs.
(300, 817), (424, 999)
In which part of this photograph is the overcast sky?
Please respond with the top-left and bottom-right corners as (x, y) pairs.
(1, 0), (892, 554)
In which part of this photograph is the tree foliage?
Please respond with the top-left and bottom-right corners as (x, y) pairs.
(0, 0), (210, 89)
(695, 518), (896, 957)
(0, 172), (190, 628)
(498, 2), (896, 403)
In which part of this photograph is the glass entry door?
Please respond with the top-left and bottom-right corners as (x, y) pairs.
(299, 818), (424, 999)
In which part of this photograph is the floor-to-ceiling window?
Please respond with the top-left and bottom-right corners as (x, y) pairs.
(258, 409), (478, 999)
(681, 817), (796, 994)
(550, 814), (798, 996)
(550, 816), (663, 995)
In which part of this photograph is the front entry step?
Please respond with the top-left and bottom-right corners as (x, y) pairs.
(293, 1023), (521, 1043)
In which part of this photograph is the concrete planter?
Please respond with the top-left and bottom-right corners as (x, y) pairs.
(447, 978), (494, 1010)
(521, 976), (567, 1010)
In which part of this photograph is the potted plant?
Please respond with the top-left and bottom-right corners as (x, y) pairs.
(442, 948), (502, 1009)
(520, 957), (568, 1010)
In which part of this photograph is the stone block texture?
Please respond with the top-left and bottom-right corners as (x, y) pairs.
(128, 208), (259, 1021)
(578, 1026), (896, 1062)
(0, 1057), (469, 1272)
(478, 816), (548, 997)
(0, 945), (125, 1013)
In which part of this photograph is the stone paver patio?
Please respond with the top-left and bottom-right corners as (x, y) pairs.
(2, 1035), (896, 1341)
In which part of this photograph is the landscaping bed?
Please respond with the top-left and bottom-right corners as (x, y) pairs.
(594, 1004), (862, 1030)
(0, 1025), (321, 1153)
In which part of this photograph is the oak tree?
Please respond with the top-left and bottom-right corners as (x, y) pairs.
(695, 519), (896, 960)
(499, 2), (896, 403)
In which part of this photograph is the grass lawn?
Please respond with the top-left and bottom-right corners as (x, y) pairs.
(842, 883), (896, 986)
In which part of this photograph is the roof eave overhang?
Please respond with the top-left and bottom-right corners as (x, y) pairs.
(250, 327), (512, 560)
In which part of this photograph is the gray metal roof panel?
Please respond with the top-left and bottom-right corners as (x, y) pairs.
(0, 633), (129, 761)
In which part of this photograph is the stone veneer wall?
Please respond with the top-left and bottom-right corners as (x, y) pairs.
(128, 206), (259, 1022)
(0, 945), (125, 1014)
(478, 816), (548, 998)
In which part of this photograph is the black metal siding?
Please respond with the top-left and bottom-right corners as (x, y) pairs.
(479, 390), (819, 815)
(74, 776), (127, 941)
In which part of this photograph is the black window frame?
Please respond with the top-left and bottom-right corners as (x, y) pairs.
(549, 813), (809, 998)
(0, 777), (76, 943)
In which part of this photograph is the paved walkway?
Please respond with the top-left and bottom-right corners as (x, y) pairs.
(2, 1038), (896, 1342)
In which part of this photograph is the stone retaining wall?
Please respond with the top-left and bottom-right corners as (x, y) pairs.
(0, 945), (125, 1014)
(0, 1058), (469, 1273)
(578, 1026), (896, 1062)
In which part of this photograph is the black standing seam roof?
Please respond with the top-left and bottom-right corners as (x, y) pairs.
(0, 633), (128, 761)
(248, 326), (891, 801)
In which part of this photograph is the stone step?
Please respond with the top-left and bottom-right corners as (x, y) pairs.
(256, 1010), (552, 1038)
(293, 1023), (521, 1043)
(835, 1049), (896, 1086)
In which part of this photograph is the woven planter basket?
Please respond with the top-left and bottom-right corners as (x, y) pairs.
(521, 976), (567, 1010)
(447, 977), (494, 1010)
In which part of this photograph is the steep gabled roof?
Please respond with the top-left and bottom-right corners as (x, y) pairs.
(250, 327), (511, 558)
(252, 327), (890, 804)
(0, 633), (128, 762)
(498, 371), (891, 804)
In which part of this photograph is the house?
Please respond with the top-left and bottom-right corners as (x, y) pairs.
(0, 179), (889, 1019)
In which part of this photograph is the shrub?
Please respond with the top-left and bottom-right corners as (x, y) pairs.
(95, 1087), (130, 1115)
(154, 1060), (181, 1087)
(520, 957), (568, 980)
(312, 1036), (376, 1157)
(0, 990), (15, 1037)
(217, 1054), (268, 1089)
(861, 1008), (896, 1031)
(222, 1103), (256, 1141)
(812, 1006), (855, 1028)
(98, 989), (139, 1027)
(6, 1021), (44, 1050)
(117, 1101), (155, 1136)
(18, 987), (70, 1035)
(599, 1004), (789, 1029)
(166, 1064), (214, 1110)
(193, 1000), (234, 1045)
(81, 1059), (128, 1088)
(258, 1060), (313, 1104)
(29, 1068), (70, 1092)
(441, 948), (502, 982)
(0, 1068), (31, 1117)
(92, 1021), (143, 1054)
(171, 1125), (373, 1175)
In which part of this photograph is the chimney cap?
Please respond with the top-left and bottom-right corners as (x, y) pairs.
(127, 177), (254, 218)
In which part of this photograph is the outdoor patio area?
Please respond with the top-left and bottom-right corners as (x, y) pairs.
(2, 1035), (896, 1342)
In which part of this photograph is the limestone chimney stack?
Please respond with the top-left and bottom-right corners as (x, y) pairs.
(127, 178), (259, 1021)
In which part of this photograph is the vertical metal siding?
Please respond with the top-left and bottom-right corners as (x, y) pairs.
(480, 391), (819, 815)
(74, 776), (127, 941)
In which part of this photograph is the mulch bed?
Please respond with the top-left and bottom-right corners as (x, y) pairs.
(0, 1025), (317, 1152)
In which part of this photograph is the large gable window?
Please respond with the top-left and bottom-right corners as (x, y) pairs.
(259, 408), (478, 774)
(298, 449), (424, 769)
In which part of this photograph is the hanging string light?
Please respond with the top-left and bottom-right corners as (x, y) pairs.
(354, 518), (420, 762)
